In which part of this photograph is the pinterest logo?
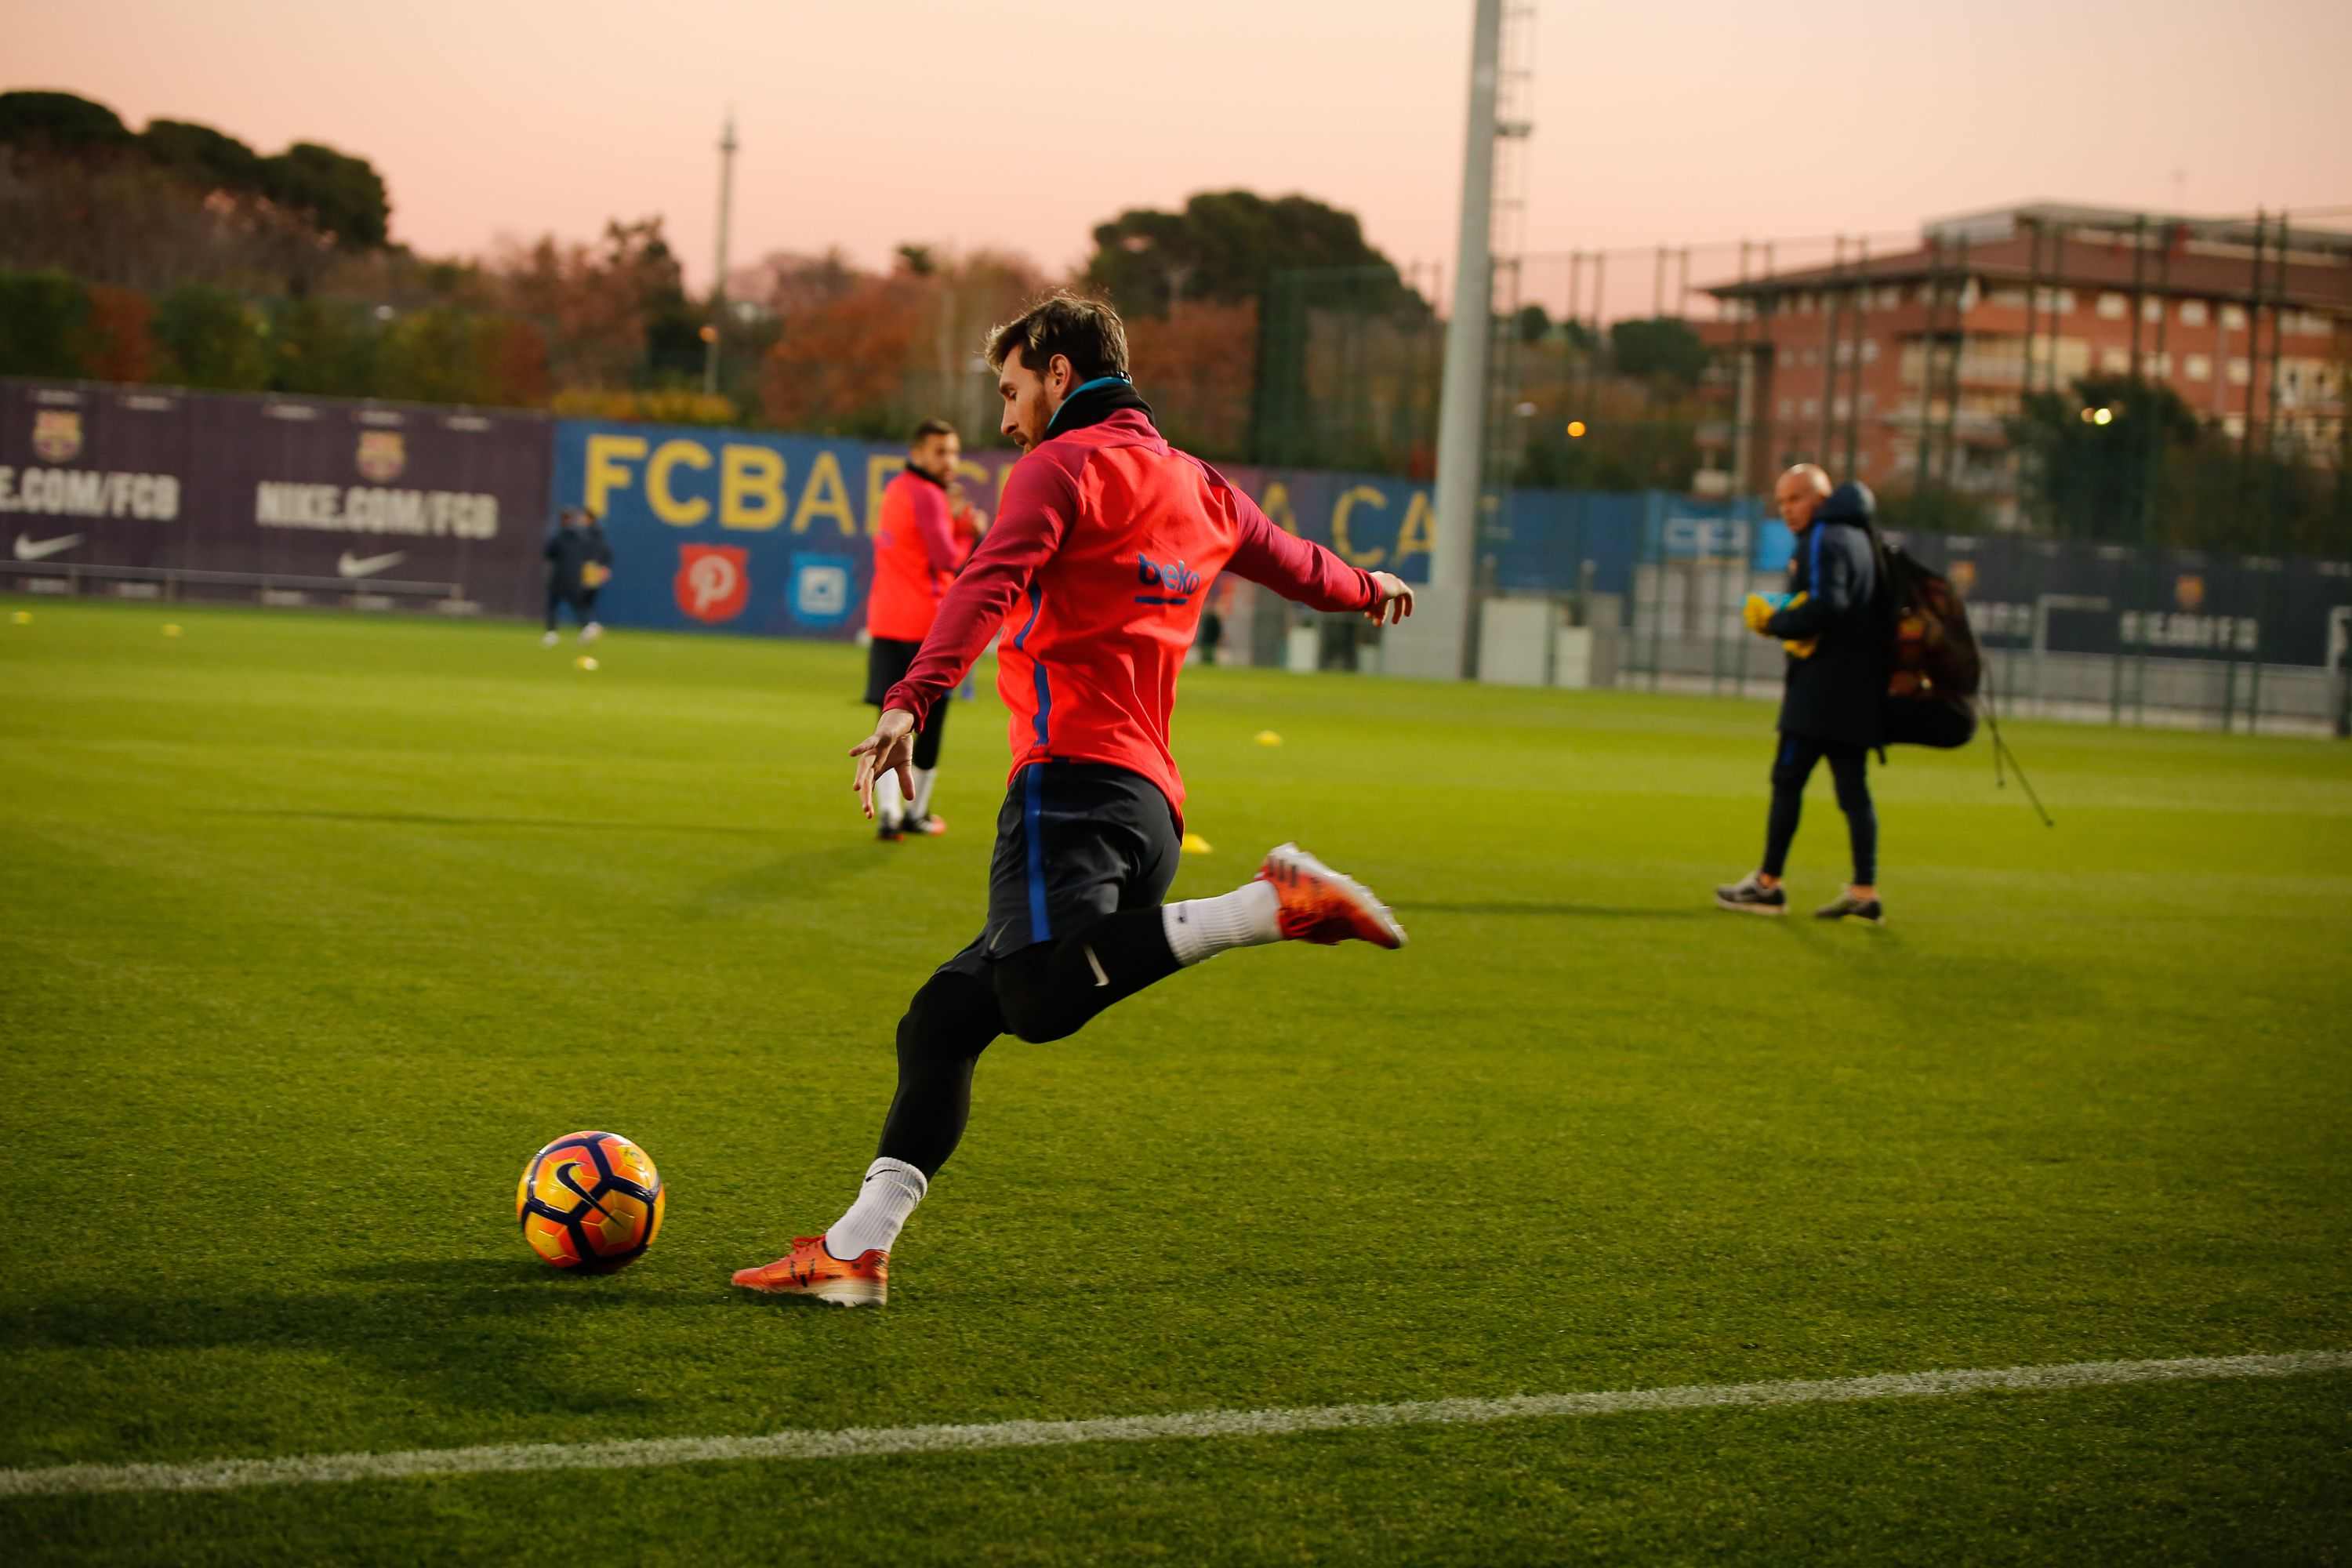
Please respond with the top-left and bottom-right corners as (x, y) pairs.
(673, 545), (750, 624)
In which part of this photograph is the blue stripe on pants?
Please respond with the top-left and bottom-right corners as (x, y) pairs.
(1023, 764), (1051, 942)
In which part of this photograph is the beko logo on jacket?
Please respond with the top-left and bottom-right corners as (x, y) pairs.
(1135, 554), (1202, 605)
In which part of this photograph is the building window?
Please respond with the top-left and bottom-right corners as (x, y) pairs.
(1878, 285), (1900, 309)
(1802, 397), (1819, 417)
(1860, 392), (1876, 413)
(2180, 300), (2209, 328)
(2100, 347), (2129, 372)
(1801, 347), (1817, 366)
(2186, 354), (2212, 381)
(2097, 292), (2127, 320)
(2228, 358), (2251, 385)
(1861, 339), (1881, 362)
(2147, 351), (2170, 377)
(2223, 413), (2246, 438)
(2142, 298), (2163, 323)
(1834, 397), (1851, 419)
(1991, 287), (2027, 310)
(1796, 293), (1817, 314)
(1835, 341), (1853, 365)
(2222, 304), (2248, 330)
(1778, 397), (1794, 418)
(2286, 310), (2331, 336)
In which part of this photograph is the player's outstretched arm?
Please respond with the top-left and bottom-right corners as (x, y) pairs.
(1225, 494), (1414, 624)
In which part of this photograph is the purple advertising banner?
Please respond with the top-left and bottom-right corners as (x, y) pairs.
(0, 379), (551, 615)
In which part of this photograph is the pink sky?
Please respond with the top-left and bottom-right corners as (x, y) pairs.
(17, 0), (2352, 318)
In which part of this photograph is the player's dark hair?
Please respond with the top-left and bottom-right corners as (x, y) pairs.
(909, 418), (957, 447)
(985, 293), (1130, 381)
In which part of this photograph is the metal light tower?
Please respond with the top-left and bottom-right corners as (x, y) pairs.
(702, 111), (739, 397)
(1385, 0), (1531, 681)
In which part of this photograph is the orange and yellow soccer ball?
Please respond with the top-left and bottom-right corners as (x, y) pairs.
(516, 1131), (665, 1272)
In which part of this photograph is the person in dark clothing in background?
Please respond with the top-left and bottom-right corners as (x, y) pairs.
(543, 507), (613, 646)
(1717, 466), (1889, 924)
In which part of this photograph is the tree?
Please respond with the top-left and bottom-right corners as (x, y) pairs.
(1607, 317), (1710, 393)
(260, 142), (390, 248)
(267, 297), (379, 395)
(141, 120), (264, 195)
(151, 284), (270, 389)
(0, 270), (96, 376)
(759, 271), (927, 437)
(757, 248), (1047, 440)
(1514, 303), (1552, 345)
(495, 217), (695, 392)
(1126, 301), (1259, 461)
(731, 249), (866, 325)
(2005, 375), (2199, 542)
(1083, 191), (1414, 316)
(1875, 485), (1990, 538)
(0, 91), (134, 154)
(85, 284), (157, 383)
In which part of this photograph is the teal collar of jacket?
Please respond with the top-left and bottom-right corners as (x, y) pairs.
(1045, 376), (1155, 438)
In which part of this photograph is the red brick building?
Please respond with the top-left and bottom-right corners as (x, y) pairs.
(1693, 202), (2352, 526)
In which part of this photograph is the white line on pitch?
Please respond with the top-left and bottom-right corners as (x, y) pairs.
(2, 1349), (2344, 1500)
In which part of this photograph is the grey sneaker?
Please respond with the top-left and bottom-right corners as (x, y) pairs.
(1714, 873), (1787, 916)
(1814, 893), (1886, 925)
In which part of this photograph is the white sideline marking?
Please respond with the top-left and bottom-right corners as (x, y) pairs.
(2, 1350), (2343, 1500)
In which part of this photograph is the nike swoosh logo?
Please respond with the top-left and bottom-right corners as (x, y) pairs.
(337, 550), (406, 579)
(13, 533), (83, 562)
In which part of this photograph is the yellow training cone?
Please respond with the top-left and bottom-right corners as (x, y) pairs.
(161, 623), (183, 637)
(575, 655), (600, 671)
(1181, 832), (1213, 855)
(1254, 731), (1283, 746)
(10, 611), (29, 625)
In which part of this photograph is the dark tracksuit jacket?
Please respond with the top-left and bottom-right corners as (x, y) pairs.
(544, 522), (612, 597)
(1763, 506), (1884, 751)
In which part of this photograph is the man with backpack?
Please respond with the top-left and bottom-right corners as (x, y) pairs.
(1716, 466), (1889, 924)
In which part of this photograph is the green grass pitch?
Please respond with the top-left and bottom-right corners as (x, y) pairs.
(2, 598), (2347, 1566)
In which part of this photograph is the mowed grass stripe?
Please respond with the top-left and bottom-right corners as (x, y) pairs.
(6, 1351), (2344, 1499)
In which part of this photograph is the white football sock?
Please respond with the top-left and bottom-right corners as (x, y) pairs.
(911, 766), (938, 822)
(1161, 880), (1282, 967)
(873, 771), (905, 827)
(824, 1157), (927, 1260)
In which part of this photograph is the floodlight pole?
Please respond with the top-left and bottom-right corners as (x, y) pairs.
(702, 111), (739, 397)
(1422, 0), (1504, 677)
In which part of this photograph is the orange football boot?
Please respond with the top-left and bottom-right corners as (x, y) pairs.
(1256, 842), (1406, 949)
(730, 1236), (888, 1307)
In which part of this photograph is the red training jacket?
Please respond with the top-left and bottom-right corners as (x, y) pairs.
(868, 468), (965, 641)
(883, 408), (1377, 816)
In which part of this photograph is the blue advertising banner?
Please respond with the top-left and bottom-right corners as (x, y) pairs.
(549, 420), (1450, 637)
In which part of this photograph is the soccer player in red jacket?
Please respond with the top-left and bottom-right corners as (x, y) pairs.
(733, 294), (1414, 1306)
(866, 418), (974, 840)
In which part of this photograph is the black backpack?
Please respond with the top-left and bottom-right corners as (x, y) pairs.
(1881, 542), (1981, 702)
(1824, 481), (1980, 750)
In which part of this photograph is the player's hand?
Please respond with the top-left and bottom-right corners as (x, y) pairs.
(849, 708), (918, 820)
(1782, 637), (1819, 659)
(1366, 572), (1415, 626)
(1742, 593), (1774, 634)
